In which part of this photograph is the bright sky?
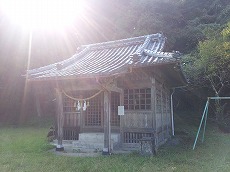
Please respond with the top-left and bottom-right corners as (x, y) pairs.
(0, 0), (85, 32)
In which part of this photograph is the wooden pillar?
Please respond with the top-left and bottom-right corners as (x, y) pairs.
(151, 77), (156, 129)
(160, 85), (164, 141)
(119, 90), (124, 147)
(34, 86), (42, 117)
(56, 88), (64, 151)
(151, 77), (158, 148)
(79, 103), (83, 133)
(103, 90), (111, 154)
(171, 89), (175, 136)
(165, 93), (169, 137)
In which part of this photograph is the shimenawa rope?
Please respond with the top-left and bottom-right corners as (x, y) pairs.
(62, 89), (103, 101)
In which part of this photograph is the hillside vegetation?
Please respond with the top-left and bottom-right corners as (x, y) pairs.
(0, 0), (229, 123)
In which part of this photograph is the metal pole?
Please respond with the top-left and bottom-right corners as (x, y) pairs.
(209, 97), (230, 100)
(202, 99), (209, 143)
(193, 97), (230, 149)
(192, 100), (209, 150)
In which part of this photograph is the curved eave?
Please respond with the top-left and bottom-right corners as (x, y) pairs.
(27, 70), (129, 82)
(159, 62), (188, 87)
(131, 60), (187, 87)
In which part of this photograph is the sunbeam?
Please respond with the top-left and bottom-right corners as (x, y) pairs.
(0, 0), (85, 32)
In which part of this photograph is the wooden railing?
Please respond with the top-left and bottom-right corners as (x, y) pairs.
(124, 132), (153, 143)
(63, 127), (80, 140)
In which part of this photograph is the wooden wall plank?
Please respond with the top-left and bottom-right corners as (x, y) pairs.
(123, 111), (152, 128)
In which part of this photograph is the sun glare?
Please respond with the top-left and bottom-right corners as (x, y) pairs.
(0, 0), (85, 31)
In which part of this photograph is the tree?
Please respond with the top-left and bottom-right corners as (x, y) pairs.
(183, 23), (230, 128)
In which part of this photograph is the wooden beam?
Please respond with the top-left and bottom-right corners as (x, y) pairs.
(56, 88), (64, 151)
(103, 90), (111, 155)
(105, 84), (123, 93)
(99, 78), (123, 93)
(63, 83), (101, 92)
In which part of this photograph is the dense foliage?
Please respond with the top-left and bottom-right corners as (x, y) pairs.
(0, 0), (229, 123)
(182, 22), (230, 129)
(183, 23), (230, 95)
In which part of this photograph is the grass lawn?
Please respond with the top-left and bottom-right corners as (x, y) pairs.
(0, 117), (230, 172)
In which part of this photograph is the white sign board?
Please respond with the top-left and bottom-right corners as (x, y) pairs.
(118, 106), (124, 115)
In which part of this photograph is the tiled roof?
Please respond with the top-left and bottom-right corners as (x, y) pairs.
(27, 33), (182, 80)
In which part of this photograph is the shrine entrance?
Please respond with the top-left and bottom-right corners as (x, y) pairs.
(61, 90), (120, 141)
